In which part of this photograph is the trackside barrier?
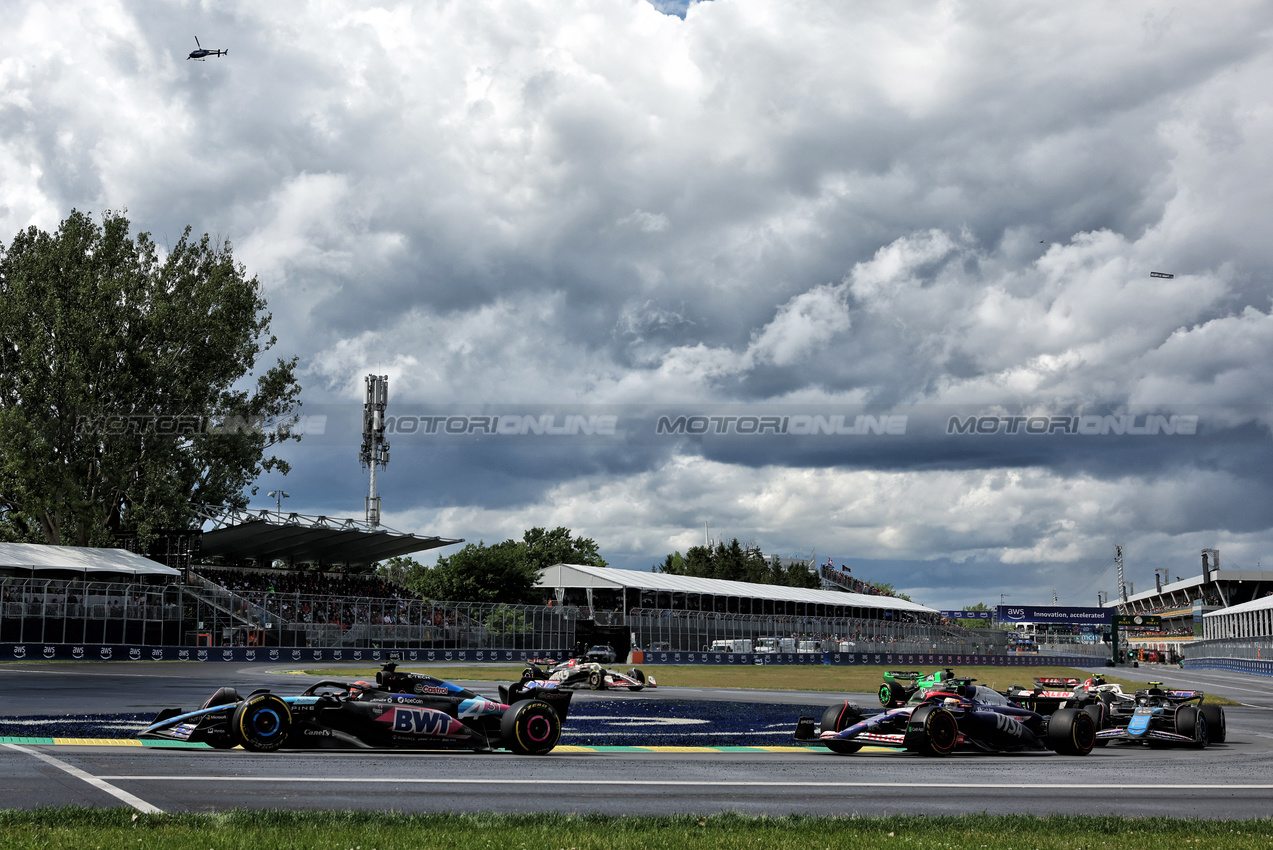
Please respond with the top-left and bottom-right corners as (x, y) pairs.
(1184, 656), (1273, 677)
(0, 644), (576, 664)
(637, 651), (1101, 667)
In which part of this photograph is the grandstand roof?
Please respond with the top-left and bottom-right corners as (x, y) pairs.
(198, 507), (463, 568)
(537, 563), (938, 614)
(0, 542), (180, 577)
(1203, 592), (1273, 618)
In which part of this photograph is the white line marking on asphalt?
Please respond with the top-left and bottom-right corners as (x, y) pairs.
(3, 743), (163, 813)
(94, 776), (1273, 791)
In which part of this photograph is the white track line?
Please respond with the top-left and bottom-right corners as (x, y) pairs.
(3, 743), (162, 813)
(95, 776), (1273, 791)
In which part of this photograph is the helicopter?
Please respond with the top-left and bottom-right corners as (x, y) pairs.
(187, 37), (226, 61)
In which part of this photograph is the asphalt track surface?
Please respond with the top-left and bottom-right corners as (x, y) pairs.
(2, 661), (1272, 818)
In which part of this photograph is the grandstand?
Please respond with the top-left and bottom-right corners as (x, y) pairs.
(537, 564), (1005, 655)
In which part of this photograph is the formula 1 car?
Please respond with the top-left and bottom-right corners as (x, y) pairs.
(524, 658), (655, 691)
(1006, 676), (1226, 746)
(877, 668), (959, 707)
(1095, 682), (1224, 748)
(138, 662), (571, 754)
(796, 678), (1096, 756)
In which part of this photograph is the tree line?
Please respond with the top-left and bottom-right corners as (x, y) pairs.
(654, 539), (821, 589)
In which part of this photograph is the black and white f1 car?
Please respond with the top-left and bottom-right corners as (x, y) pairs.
(795, 679), (1096, 756)
(138, 662), (571, 754)
(525, 658), (655, 691)
(1005, 676), (1226, 747)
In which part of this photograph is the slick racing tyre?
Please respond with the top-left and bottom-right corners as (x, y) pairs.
(1082, 703), (1108, 747)
(1047, 708), (1096, 755)
(1175, 706), (1208, 749)
(587, 670), (604, 690)
(232, 693), (292, 752)
(500, 699), (562, 755)
(905, 705), (958, 757)
(628, 668), (646, 691)
(1200, 704), (1226, 744)
(878, 681), (906, 708)
(821, 701), (864, 754)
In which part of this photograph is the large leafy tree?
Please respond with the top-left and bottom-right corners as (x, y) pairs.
(381, 527), (607, 605)
(0, 209), (301, 545)
(656, 539), (822, 589)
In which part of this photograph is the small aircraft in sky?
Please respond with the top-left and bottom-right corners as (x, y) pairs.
(187, 37), (226, 61)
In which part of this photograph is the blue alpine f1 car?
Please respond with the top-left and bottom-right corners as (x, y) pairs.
(795, 679), (1096, 756)
(138, 662), (571, 754)
(1095, 682), (1220, 748)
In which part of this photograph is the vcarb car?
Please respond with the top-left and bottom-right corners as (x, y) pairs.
(796, 678), (1096, 757)
(138, 662), (571, 754)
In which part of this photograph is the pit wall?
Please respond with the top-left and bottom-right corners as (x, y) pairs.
(1, 643), (1100, 667)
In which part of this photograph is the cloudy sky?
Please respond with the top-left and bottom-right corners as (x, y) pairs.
(6, 0), (1273, 608)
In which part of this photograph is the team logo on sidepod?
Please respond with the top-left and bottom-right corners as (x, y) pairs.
(380, 706), (462, 736)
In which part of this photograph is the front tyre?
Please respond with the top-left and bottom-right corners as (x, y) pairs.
(1047, 708), (1096, 755)
(1176, 706), (1208, 749)
(500, 699), (562, 754)
(232, 693), (291, 752)
(627, 668), (646, 691)
(821, 701), (864, 754)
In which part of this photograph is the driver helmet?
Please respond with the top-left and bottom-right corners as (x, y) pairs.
(349, 680), (374, 698)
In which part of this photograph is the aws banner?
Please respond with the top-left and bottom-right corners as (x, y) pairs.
(996, 605), (1112, 625)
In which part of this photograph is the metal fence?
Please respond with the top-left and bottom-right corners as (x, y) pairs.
(3, 576), (1013, 656)
(626, 608), (1009, 655)
(1183, 637), (1273, 661)
(0, 578), (183, 645)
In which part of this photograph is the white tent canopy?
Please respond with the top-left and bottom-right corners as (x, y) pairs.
(0, 542), (180, 577)
(538, 563), (938, 615)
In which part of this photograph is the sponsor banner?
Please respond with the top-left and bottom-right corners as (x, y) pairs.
(1, 644), (573, 663)
(997, 605), (1112, 625)
(638, 651), (1100, 667)
(939, 610), (992, 620)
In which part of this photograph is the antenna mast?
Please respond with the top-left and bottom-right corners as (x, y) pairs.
(1115, 544), (1126, 604)
(360, 374), (390, 525)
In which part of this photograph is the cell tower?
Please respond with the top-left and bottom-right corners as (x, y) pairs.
(360, 374), (390, 525)
(1115, 544), (1126, 603)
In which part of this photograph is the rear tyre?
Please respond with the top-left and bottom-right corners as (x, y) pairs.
(1200, 704), (1226, 744)
(1082, 703), (1108, 747)
(820, 701), (864, 755)
(1047, 708), (1096, 755)
(500, 699), (562, 754)
(1176, 706), (1208, 749)
(878, 681), (906, 708)
(627, 668), (646, 692)
(905, 705), (958, 757)
(232, 693), (291, 752)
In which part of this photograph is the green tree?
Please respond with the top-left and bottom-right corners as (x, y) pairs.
(0, 209), (301, 545)
(956, 601), (992, 629)
(398, 527), (606, 605)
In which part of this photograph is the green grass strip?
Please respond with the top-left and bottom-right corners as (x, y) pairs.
(1, 809), (1272, 849)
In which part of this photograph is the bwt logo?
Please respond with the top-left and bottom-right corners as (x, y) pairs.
(389, 707), (454, 736)
(657, 414), (907, 436)
(948, 414), (1198, 436)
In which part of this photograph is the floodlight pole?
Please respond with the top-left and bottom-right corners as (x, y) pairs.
(268, 490), (290, 520)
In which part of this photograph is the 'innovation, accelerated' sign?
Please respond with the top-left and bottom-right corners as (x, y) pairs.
(996, 605), (1112, 625)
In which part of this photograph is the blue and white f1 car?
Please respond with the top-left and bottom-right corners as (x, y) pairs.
(138, 662), (571, 754)
(1095, 682), (1222, 748)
